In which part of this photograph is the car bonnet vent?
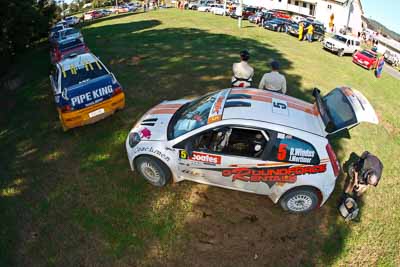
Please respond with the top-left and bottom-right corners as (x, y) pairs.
(141, 118), (158, 126)
(224, 101), (251, 108)
(227, 94), (252, 100)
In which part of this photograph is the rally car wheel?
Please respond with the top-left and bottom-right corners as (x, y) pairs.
(135, 156), (171, 187)
(280, 187), (319, 213)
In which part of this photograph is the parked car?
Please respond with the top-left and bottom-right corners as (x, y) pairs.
(263, 18), (292, 32)
(56, 20), (69, 28)
(230, 6), (257, 20)
(114, 5), (130, 13)
(65, 16), (80, 26)
(212, 5), (228, 15)
(210, 4), (223, 13)
(248, 11), (268, 24)
(84, 10), (103, 20)
(198, 3), (217, 12)
(383, 50), (399, 67)
(49, 24), (66, 41)
(270, 9), (291, 19)
(189, 0), (215, 10)
(125, 87), (378, 213)
(291, 14), (306, 23)
(99, 9), (113, 16)
(352, 49), (378, 70)
(322, 34), (361, 56)
(50, 39), (89, 64)
(287, 20), (325, 41)
(49, 53), (125, 131)
(51, 28), (84, 45)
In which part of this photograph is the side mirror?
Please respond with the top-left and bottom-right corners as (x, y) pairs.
(312, 87), (321, 97)
(184, 141), (194, 157)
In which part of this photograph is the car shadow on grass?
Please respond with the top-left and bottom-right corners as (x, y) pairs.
(0, 19), (355, 267)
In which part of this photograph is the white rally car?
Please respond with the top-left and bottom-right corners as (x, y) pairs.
(126, 87), (378, 213)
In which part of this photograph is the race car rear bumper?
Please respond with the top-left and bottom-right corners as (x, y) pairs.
(58, 92), (125, 130)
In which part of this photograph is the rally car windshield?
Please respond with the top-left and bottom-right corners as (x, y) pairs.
(323, 89), (357, 132)
(61, 63), (108, 88)
(169, 91), (219, 139)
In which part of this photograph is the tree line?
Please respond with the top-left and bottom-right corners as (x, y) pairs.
(0, 0), (61, 76)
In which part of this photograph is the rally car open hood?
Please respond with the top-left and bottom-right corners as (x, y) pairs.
(314, 87), (378, 136)
(131, 99), (190, 141)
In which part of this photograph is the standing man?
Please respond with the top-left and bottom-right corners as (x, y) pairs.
(258, 61), (287, 94)
(298, 22), (304, 41)
(305, 23), (314, 42)
(231, 50), (254, 88)
(375, 56), (385, 78)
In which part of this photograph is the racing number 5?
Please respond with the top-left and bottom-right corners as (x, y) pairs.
(277, 144), (287, 161)
(273, 101), (287, 110)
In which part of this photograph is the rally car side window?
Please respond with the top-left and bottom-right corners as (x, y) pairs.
(176, 126), (269, 159)
(267, 132), (320, 165)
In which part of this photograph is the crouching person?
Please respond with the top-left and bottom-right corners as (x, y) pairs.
(340, 151), (383, 221)
(231, 50), (254, 88)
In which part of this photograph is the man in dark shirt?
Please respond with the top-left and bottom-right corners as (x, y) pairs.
(345, 151), (383, 196)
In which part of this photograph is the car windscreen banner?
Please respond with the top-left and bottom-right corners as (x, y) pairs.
(207, 89), (230, 124)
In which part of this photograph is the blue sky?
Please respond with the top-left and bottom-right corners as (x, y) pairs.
(361, 0), (399, 34)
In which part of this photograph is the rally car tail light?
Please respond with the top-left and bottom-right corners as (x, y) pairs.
(61, 105), (71, 113)
(326, 144), (340, 177)
(112, 87), (123, 96)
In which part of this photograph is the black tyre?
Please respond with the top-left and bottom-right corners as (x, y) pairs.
(135, 156), (171, 187)
(338, 49), (344, 57)
(279, 187), (319, 213)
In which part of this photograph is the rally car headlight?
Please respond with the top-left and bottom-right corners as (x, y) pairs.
(129, 132), (141, 148)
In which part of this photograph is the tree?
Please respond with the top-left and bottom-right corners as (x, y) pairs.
(0, 0), (59, 76)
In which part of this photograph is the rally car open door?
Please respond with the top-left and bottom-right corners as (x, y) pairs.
(313, 87), (378, 136)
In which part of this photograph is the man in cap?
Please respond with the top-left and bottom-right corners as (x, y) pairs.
(258, 60), (287, 94)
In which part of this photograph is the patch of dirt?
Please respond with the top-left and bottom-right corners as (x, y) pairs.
(162, 183), (331, 267)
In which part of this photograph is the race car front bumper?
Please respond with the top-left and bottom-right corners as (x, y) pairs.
(58, 92), (125, 130)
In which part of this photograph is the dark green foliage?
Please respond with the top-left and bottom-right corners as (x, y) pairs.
(0, 0), (59, 76)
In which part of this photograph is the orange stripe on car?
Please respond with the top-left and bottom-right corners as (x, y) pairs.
(155, 104), (183, 109)
(149, 108), (178, 114)
(233, 89), (313, 108)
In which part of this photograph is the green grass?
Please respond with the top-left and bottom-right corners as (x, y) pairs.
(1, 9), (399, 266)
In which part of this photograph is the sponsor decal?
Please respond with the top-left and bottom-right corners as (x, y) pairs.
(207, 90), (229, 124)
(70, 85), (113, 106)
(221, 164), (327, 187)
(179, 150), (221, 165)
(133, 146), (170, 161)
(139, 127), (152, 139)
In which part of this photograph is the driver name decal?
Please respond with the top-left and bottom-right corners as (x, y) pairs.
(289, 147), (315, 163)
(179, 150), (221, 165)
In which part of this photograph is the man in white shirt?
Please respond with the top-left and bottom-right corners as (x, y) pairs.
(258, 61), (287, 94)
(231, 50), (254, 88)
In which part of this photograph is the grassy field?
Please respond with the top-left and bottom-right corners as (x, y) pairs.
(1, 9), (399, 267)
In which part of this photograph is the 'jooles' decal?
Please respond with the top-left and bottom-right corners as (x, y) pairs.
(179, 150), (221, 165)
